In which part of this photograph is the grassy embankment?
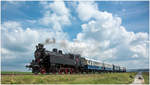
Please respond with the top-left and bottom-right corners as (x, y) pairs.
(142, 72), (149, 84)
(1, 72), (136, 84)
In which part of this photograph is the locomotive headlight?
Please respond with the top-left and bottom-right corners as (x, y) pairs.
(40, 59), (43, 62)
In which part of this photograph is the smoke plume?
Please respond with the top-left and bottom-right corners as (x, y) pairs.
(44, 38), (84, 55)
(44, 38), (56, 45)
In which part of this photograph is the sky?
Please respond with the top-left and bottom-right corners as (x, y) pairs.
(1, 0), (149, 71)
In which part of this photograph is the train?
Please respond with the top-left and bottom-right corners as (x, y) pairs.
(26, 43), (126, 74)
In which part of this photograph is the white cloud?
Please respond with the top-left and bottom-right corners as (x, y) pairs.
(1, 21), (69, 71)
(39, 0), (71, 31)
(49, 0), (70, 16)
(2, 0), (73, 71)
(74, 1), (148, 68)
(76, 1), (99, 21)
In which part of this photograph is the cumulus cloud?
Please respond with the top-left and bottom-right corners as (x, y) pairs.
(76, 1), (99, 21)
(73, 1), (149, 68)
(1, 21), (69, 71)
(39, 0), (71, 31)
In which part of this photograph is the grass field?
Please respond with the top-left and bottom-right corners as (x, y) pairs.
(1, 72), (137, 84)
(1, 71), (32, 75)
(142, 72), (149, 84)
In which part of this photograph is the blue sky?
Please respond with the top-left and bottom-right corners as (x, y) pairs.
(2, 1), (149, 38)
(1, 1), (149, 71)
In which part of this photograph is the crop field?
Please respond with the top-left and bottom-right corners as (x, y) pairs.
(1, 72), (137, 84)
(142, 72), (149, 84)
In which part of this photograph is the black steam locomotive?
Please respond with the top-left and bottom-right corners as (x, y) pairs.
(26, 43), (126, 74)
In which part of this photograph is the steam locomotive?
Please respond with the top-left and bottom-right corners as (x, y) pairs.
(26, 43), (126, 74)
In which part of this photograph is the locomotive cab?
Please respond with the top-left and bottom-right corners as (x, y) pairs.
(74, 54), (81, 66)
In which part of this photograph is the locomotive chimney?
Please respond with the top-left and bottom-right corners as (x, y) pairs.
(53, 48), (57, 53)
(58, 50), (62, 54)
(37, 43), (44, 49)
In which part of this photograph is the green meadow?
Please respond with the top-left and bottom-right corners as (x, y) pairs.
(1, 72), (136, 84)
(142, 72), (149, 84)
(1, 71), (32, 75)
